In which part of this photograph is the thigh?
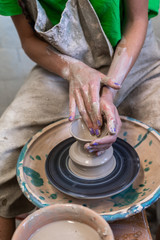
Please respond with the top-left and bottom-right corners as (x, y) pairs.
(0, 66), (69, 217)
(118, 69), (160, 132)
(0, 65), (69, 151)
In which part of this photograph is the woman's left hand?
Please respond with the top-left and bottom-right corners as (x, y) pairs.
(84, 86), (122, 155)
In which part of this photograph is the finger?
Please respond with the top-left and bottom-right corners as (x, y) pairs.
(102, 104), (116, 135)
(69, 83), (76, 121)
(80, 85), (93, 121)
(101, 75), (121, 90)
(90, 134), (117, 145)
(69, 95), (76, 121)
(81, 84), (102, 135)
(75, 89), (94, 134)
(88, 146), (111, 152)
(114, 107), (122, 134)
(89, 82), (102, 132)
(84, 143), (112, 151)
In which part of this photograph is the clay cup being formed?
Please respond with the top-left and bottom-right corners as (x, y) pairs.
(69, 118), (116, 179)
(70, 118), (108, 142)
(12, 204), (114, 240)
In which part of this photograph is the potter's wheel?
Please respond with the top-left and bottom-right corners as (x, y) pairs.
(17, 116), (160, 221)
(45, 137), (140, 199)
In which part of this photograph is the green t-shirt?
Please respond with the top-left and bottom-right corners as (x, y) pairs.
(0, 0), (159, 47)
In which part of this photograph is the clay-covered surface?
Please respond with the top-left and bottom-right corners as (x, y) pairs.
(45, 137), (140, 199)
(17, 116), (160, 221)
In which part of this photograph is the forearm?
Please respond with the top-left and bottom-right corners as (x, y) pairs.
(106, 21), (148, 96)
(11, 14), (79, 80)
(21, 35), (78, 79)
(102, 0), (148, 98)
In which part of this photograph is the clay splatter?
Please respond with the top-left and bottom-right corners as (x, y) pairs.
(83, 204), (87, 207)
(49, 194), (57, 199)
(144, 167), (150, 172)
(141, 192), (146, 197)
(68, 200), (72, 203)
(36, 155), (41, 160)
(30, 155), (34, 160)
(149, 140), (152, 146)
(134, 128), (153, 149)
(123, 131), (127, 136)
(137, 134), (142, 141)
(149, 161), (152, 165)
(140, 188), (150, 197)
(111, 185), (140, 207)
(39, 196), (45, 200)
(23, 167), (44, 187)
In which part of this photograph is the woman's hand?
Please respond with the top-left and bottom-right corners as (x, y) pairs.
(68, 61), (121, 135)
(84, 86), (122, 155)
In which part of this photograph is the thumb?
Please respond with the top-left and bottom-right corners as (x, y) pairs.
(101, 75), (121, 90)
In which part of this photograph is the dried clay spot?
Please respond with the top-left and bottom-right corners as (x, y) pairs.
(2, 198), (7, 206)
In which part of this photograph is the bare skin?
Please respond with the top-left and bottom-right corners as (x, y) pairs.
(0, 216), (15, 240)
(68, 61), (120, 135)
(85, 0), (148, 153)
(11, 15), (120, 136)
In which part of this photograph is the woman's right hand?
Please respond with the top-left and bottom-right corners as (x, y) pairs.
(84, 86), (122, 155)
(67, 60), (121, 135)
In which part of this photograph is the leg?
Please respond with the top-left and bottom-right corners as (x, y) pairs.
(118, 73), (160, 132)
(0, 66), (69, 238)
(118, 67), (160, 239)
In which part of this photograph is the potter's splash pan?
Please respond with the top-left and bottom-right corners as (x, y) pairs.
(17, 117), (160, 221)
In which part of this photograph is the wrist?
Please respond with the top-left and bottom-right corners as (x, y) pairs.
(101, 86), (116, 100)
(63, 58), (85, 81)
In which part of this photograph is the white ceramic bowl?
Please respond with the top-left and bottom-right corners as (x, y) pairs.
(12, 204), (114, 240)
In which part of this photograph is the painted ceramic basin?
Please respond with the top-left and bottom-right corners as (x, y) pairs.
(17, 116), (160, 221)
(12, 204), (114, 240)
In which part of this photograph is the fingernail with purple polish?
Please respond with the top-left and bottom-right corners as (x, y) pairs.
(89, 149), (94, 153)
(69, 116), (73, 121)
(97, 120), (101, 127)
(95, 129), (100, 136)
(114, 82), (121, 87)
(87, 146), (92, 150)
(110, 127), (116, 134)
(89, 128), (95, 135)
(92, 142), (98, 146)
